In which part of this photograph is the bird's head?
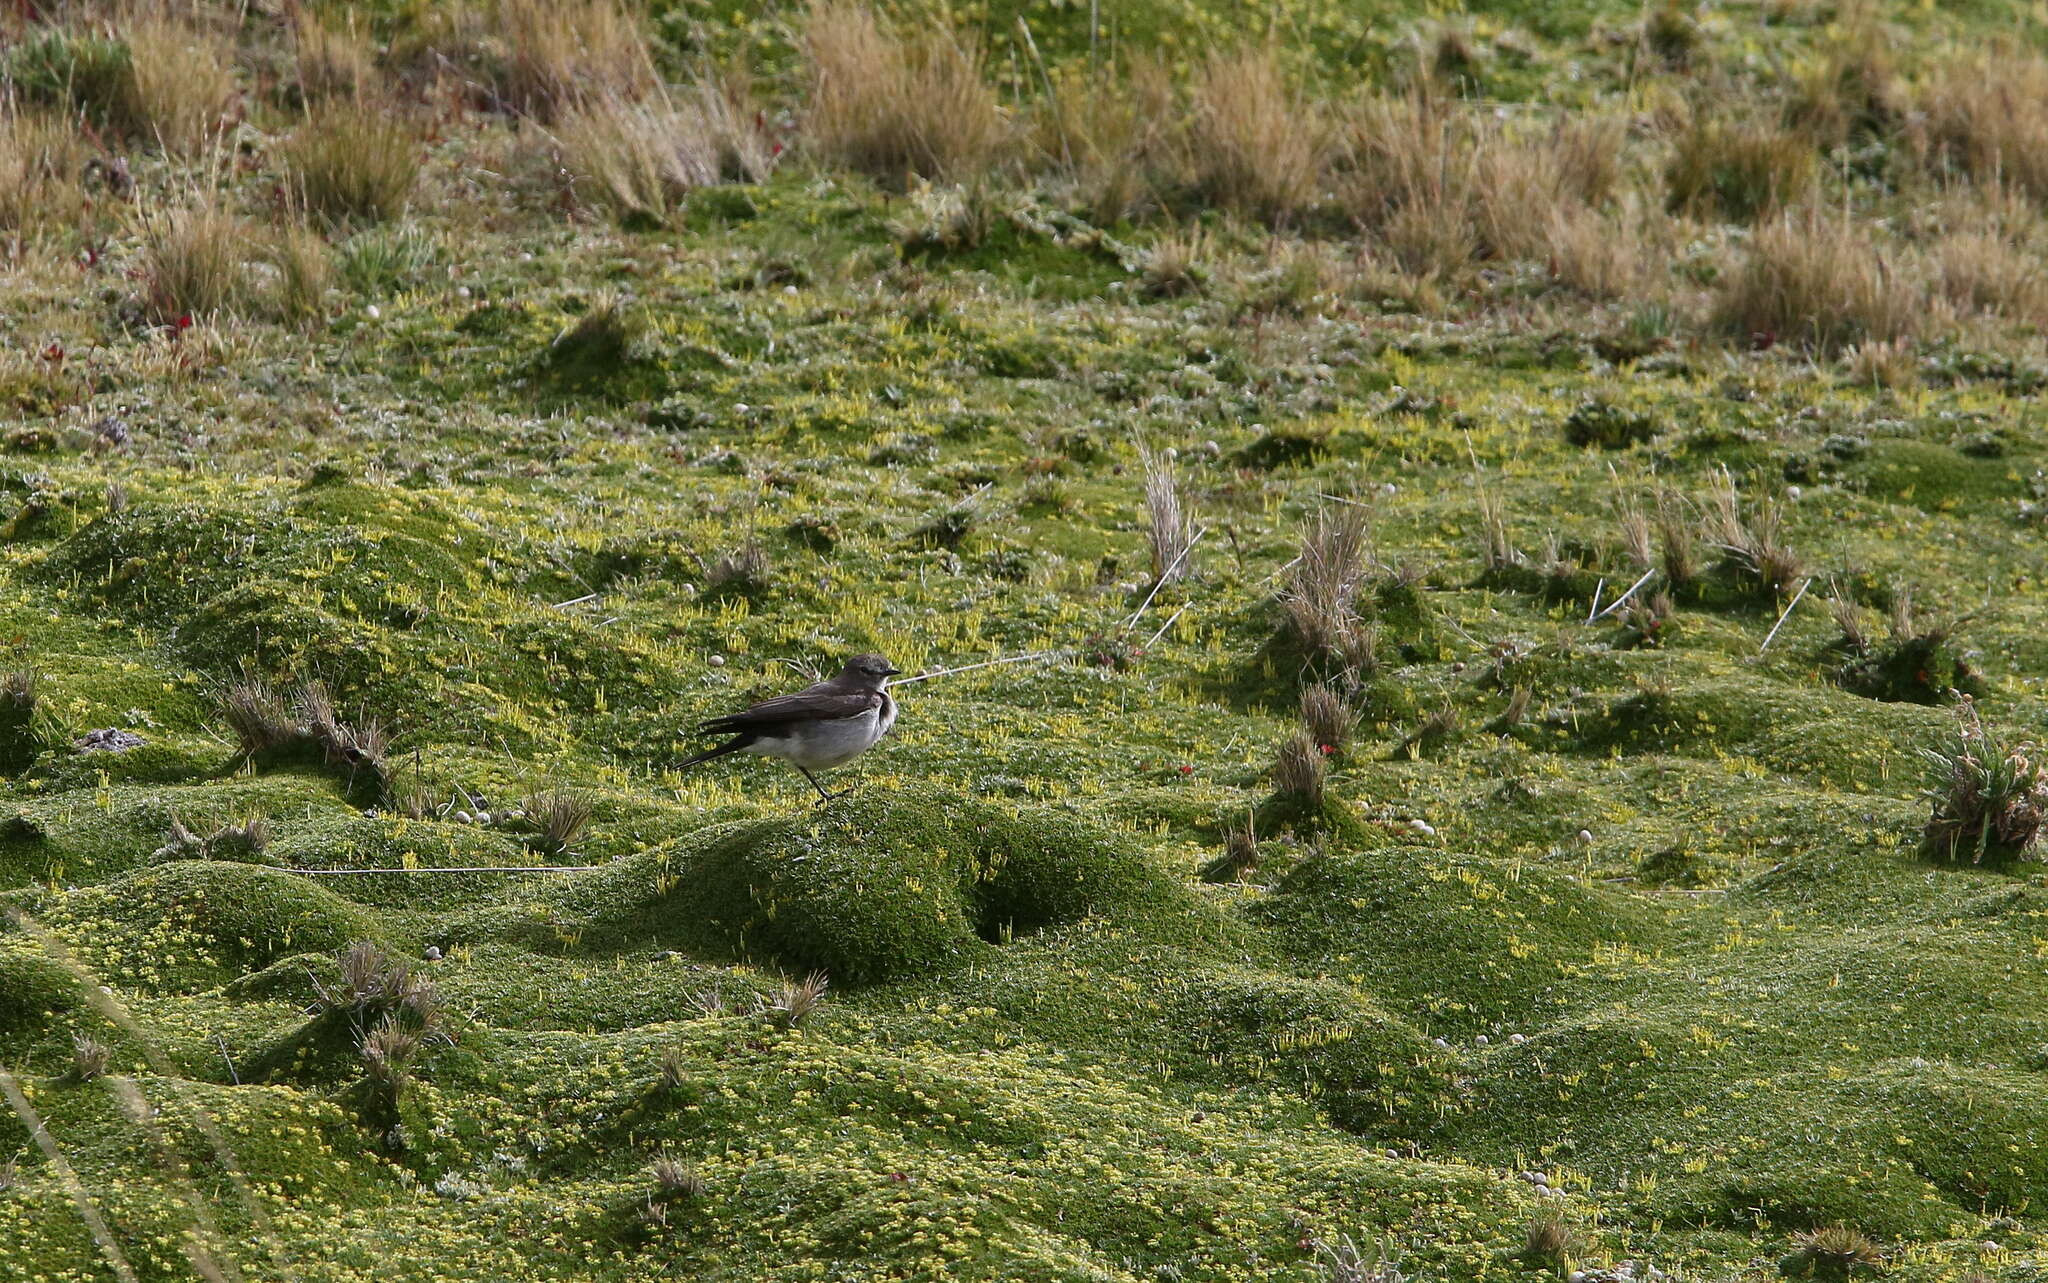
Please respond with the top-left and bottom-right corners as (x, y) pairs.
(838, 653), (902, 689)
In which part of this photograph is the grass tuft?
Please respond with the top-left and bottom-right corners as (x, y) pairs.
(1920, 698), (2048, 866)
(524, 788), (593, 855)
(284, 109), (420, 225)
(1714, 208), (1921, 353)
(1278, 504), (1377, 676)
(804, 1), (1005, 184)
(67, 1034), (111, 1083)
(1184, 47), (1326, 225)
(1141, 446), (1195, 586)
(758, 971), (830, 1028)
(1273, 730), (1326, 806)
(1787, 1224), (1885, 1277)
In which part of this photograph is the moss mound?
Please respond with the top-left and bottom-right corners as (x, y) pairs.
(463, 785), (1187, 983)
(0, 943), (80, 1036)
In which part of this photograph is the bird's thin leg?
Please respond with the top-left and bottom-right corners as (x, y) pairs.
(796, 765), (838, 804)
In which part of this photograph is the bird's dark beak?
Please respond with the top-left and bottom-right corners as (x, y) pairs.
(883, 666), (902, 676)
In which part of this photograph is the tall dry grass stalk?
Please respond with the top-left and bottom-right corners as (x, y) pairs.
(1032, 60), (1177, 224)
(1140, 446), (1195, 585)
(804, 1), (1005, 184)
(293, 8), (377, 103)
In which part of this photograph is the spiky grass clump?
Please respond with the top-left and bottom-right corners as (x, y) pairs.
(1920, 699), (2048, 866)
(490, 0), (657, 120)
(1141, 446), (1195, 586)
(1277, 504), (1377, 676)
(1714, 209), (1923, 353)
(650, 1152), (706, 1201)
(1665, 115), (1816, 223)
(221, 675), (297, 756)
(803, 1), (1005, 184)
(67, 1034), (111, 1083)
(292, 9), (376, 103)
(121, 15), (236, 154)
(524, 788), (593, 855)
(1520, 1208), (1580, 1268)
(267, 225), (335, 328)
(1199, 817), (1261, 884)
(1919, 50), (2048, 202)
(284, 109), (420, 225)
(1787, 1225), (1884, 1278)
(758, 972), (829, 1029)
(1701, 471), (1803, 600)
(1299, 683), (1356, 756)
(1273, 731), (1326, 807)
(1140, 225), (1210, 298)
(1183, 47), (1326, 225)
(0, 669), (42, 770)
(1832, 588), (1978, 704)
(555, 92), (720, 225)
(0, 110), (91, 240)
(318, 942), (446, 1042)
(138, 199), (252, 324)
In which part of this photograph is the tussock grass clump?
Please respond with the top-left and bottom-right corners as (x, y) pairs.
(1278, 504), (1378, 676)
(221, 674), (297, 756)
(1830, 586), (1976, 703)
(5, 27), (135, 125)
(67, 1034), (111, 1083)
(1932, 227), (2048, 324)
(1299, 684), (1356, 755)
(122, 16), (237, 154)
(1919, 698), (2048, 866)
(556, 80), (775, 224)
(1140, 225), (1210, 298)
(524, 788), (593, 855)
(1619, 591), (1675, 648)
(1714, 209), (1923, 353)
(1032, 60), (1176, 225)
(1200, 816), (1261, 884)
(1273, 731), (1326, 806)
(1521, 1208), (1581, 1268)
(1141, 446), (1195, 585)
(292, 9), (376, 103)
(284, 109), (420, 225)
(1701, 470), (1802, 600)
(804, 1), (1005, 184)
(704, 540), (770, 594)
(650, 1152), (706, 1200)
(218, 675), (390, 793)
(267, 225), (334, 328)
(1184, 47), (1326, 225)
(1787, 1224), (1884, 1278)
(316, 942), (447, 1042)
(138, 198), (252, 324)
(758, 971), (829, 1029)
(1666, 115), (1815, 222)
(1919, 50), (2048, 202)
(0, 110), (91, 240)
(491, 0), (656, 120)
(0, 669), (43, 770)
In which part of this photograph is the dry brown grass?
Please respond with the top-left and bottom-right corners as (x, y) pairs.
(1140, 446), (1195, 585)
(122, 14), (237, 154)
(1184, 47), (1327, 225)
(267, 223), (333, 328)
(138, 196), (252, 323)
(1273, 730), (1326, 805)
(1665, 113), (1816, 222)
(1031, 61), (1177, 224)
(491, 0), (657, 120)
(804, 0), (1006, 185)
(293, 9), (377, 103)
(1473, 113), (1624, 260)
(1919, 49), (2048, 202)
(0, 110), (90, 241)
(1714, 208), (1922, 352)
(556, 80), (774, 224)
(1932, 226), (2048, 324)
(284, 108), (420, 225)
(1278, 504), (1378, 674)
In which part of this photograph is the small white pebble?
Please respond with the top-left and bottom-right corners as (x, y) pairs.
(1382, 482), (1399, 496)
(455, 286), (471, 299)
(782, 284), (798, 296)
(473, 811), (492, 825)
(364, 305), (381, 320)
(454, 810), (473, 824)
(1409, 819), (1436, 836)
(1570, 1271), (1587, 1283)
(708, 655), (726, 668)
(1203, 439), (1221, 455)
(1473, 1034), (1489, 1046)
(506, 809), (526, 822)
(1164, 447), (1179, 460)
(519, 252), (534, 262)
(1786, 484), (1803, 500)
(424, 946), (442, 961)
(1509, 1033), (1527, 1044)
(1432, 1037), (1450, 1048)
(1577, 828), (1594, 845)
(734, 403), (750, 413)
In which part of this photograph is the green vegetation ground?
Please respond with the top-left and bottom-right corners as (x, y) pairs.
(6, 1), (2048, 1280)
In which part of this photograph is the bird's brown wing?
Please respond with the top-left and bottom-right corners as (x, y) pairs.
(697, 690), (881, 736)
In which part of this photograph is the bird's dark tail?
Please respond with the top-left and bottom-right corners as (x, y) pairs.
(676, 736), (750, 771)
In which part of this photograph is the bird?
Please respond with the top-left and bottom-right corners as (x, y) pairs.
(678, 654), (901, 802)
